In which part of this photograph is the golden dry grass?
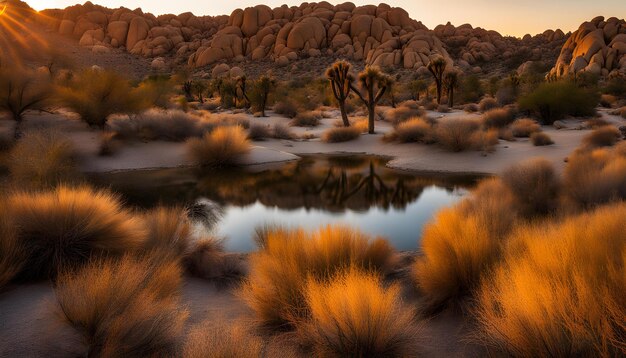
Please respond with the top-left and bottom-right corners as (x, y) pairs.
(183, 320), (264, 358)
(186, 125), (250, 167)
(6, 186), (146, 279)
(582, 126), (622, 149)
(393, 117), (433, 143)
(322, 126), (361, 143)
(7, 131), (76, 189)
(510, 118), (541, 138)
(476, 203), (626, 357)
(0, 205), (25, 288)
(109, 109), (203, 142)
(142, 206), (192, 258)
(482, 108), (514, 129)
(434, 118), (482, 152)
(55, 255), (187, 357)
(241, 225), (395, 328)
(501, 158), (560, 217)
(530, 131), (554, 146)
(414, 179), (516, 313)
(301, 268), (416, 357)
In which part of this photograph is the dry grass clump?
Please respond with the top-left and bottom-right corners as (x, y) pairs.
(482, 108), (514, 129)
(434, 118), (481, 152)
(437, 104), (450, 113)
(186, 126), (250, 167)
(322, 126), (361, 143)
(273, 101), (298, 118)
(247, 123), (272, 141)
(479, 97), (499, 112)
(582, 126), (621, 149)
(510, 118), (540, 137)
(98, 131), (121, 156)
(273, 123), (296, 139)
(476, 203), (626, 357)
(501, 159), (560, 217)
(384, 103), (425, 125)
(6, 186), (146, 280)
(241, 225), (395, 328)
(583, 117), (610, 129)
(142, 206), (192, 258)
(414, 178), (516, 313)
(464, 103), (479, 113)
(183, 320), (264, 358)
(109, 109), (202, 142)
(301, 268), (416, 357)
(290, 111), (321, 127)
(0, 208), (25, 288)
(392, 117), (433, 143)
(7, 131), (76, 189)
(470, 128), (500, 153)
(55, 256), (188, 357)
(530, 132), (554, 146)
(185, 238), (246, 283)
(564, 147), (626, 208)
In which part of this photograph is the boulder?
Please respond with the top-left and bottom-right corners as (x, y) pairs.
(107, 21), (129, 47)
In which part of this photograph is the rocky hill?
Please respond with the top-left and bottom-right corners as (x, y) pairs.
(6, 0), (626, 79)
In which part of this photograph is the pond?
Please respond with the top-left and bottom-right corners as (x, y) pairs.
(90, 156), (482, 252)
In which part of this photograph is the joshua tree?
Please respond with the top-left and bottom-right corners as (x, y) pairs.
(350, 66), (393, 134)
(509, 71), (521, 95)
(326, 61), (354, 127)
(427, 56), (447, 104)
(388, 73), (402, 108)
(0, 68), (51, 138)
(407, 78), (428, 101)
(192, 80), (207, 104)
(182, 80), (193, 101)
(235, 76), (250, 108)
(443, 70), (459, 107)
(252, 75), (275, 117)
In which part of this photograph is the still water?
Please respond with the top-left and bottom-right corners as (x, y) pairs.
(90, 156), (481, 252)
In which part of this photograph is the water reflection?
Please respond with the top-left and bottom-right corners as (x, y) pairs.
(90, 156), (481, 251)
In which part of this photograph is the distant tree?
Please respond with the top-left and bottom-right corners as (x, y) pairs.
(182, 80), (193, 101)
(388, 73), (402, 108)
(0, 68), (51, 138)
(235, 76), (250, 108)
(137, 75), (173, 109)
(443, 70), (460, 107)
(326, 61), (354, 127)
(192, 80), (207, 104)
(251, 75), (275, 117)
(350, 67), (393, 134)
(427, 57), (447, 104)
(407, 79), (428, 101)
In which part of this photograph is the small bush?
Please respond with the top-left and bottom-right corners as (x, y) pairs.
(55, 256), (187, 357)
(464, 103), (479, 113)
(0, 209), (25, 288)
(247, 123), (272, 141)
(530, 132), (554, 146)
(482, 108), (514, 129)
(435, 118), (481, 152)
(186, 126), (250, 167)
(98, 132), (121, 156)
(183, 320), (264, 358)
(518, 81), (599, 124)
(6, 186), (146, 280)
(290, 111), (321, 127)
(477, 203), (626, 357)
(301, 268), (416, 357)
(384, 104), (424, 125)
(501, 158), (560, 217)
(185, 238), (245, 283)
(322, 126), (361, 143)
(393, 117), (433, 143)
(274, 101), (298, 118)
(272, 123), (295, 139)
(241, 226), (395, 328)
(470, 128), (500, 153)
(109, 109), (202, 142)
(479, 97), (499, 112)
(437, 104), (450, 113)
(510, 118), (540, 137)
(583, 118), (609, 129)
(582, 126), (621, 149)
(142, 207), (192, 259)
(7, 131), (76, 189)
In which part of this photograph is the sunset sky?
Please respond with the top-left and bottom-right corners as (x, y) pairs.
(25, 0), (626, 37)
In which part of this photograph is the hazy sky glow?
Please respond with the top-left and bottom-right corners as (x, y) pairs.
(26, 0), (626, 37)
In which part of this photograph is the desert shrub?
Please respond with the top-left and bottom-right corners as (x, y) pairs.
(290, 111), (321, 127)
(274, 101), (298, 118)
(241, 225), (395, 328)
(470, 128), (500, 153)
(0, 208), (25, 288)
(510, 118), (540, 137)
(599, 94), (617, 108)
(437, 104), (450, 113)
(392, 117), (433, 143)
(322, 126), (361, 143)
(464, 103), (479, 113)
(501, 159), (560, 217)
(582, 126), (621, 149)
(518, 81), (599, 124)
(137, 75), (174, 109)
(621, 107), (626, 119)
(583, 117), (609, 129)
(414, 179), (516, 313)
(247, 123), (271, 141)
(476, 203), (626, 357)
(383, 104), (425, 125)
(109, 109), (202, 142)
(7, 131), (76, 189)
(530, 132), (554, 146)
(185, 238), (245, 283)
(272, 123), (295, 139)
(434, 118), (481, 152)
(57, 69), (147, 127)
(98, 131), (121, 156)
(186, 126), (250, 167)
(564, 147), (626, 208)
(482, 108), (514, 129)
(141, 207), (192, 259)
(55, 256), (187, 357)
(6, 186), (146, 280)
(301, 268), (416, 357)
(478, 97), (499, 112)
(0, 67), (51, 136)
(183, 320), (264, 358)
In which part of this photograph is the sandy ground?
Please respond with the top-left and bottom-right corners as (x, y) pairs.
(1, 107), (623, 175)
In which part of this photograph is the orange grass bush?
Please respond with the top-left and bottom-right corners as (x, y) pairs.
(6, 186), (146, 280)
(109, 109), (202, 142)
(392, 117), (433, 143)
(510, 118), (541, 138)
(530, 131), (554, 146)
(582, 126), (621, 149)
(0, 207), (25, 288)
(55, 256), (188, 357)
(322, 126), (361, 143)
(501, 158), (560, 217)
(241, 226), (395, 328)
(476, 203), (626, 357)
(183, 320), (264, 358)
(186, 126), (250, 167)
(185, 238), (246, 282)
(434, 118), (482, 152)
(414, 179), (516, 313)
(142, 206), (192, 258)
(301, 268), (416, 357)
(482, 108), (515, 129)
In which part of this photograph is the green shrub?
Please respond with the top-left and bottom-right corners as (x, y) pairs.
(519, 81), (599, 124)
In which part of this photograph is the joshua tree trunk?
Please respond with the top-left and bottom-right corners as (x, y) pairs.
(448, 88), (454, 107)
(339, 102), (350, 127)
(13, 117), (23, 140)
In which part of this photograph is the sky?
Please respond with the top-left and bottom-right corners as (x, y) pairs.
(25, 0), (626, 37)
